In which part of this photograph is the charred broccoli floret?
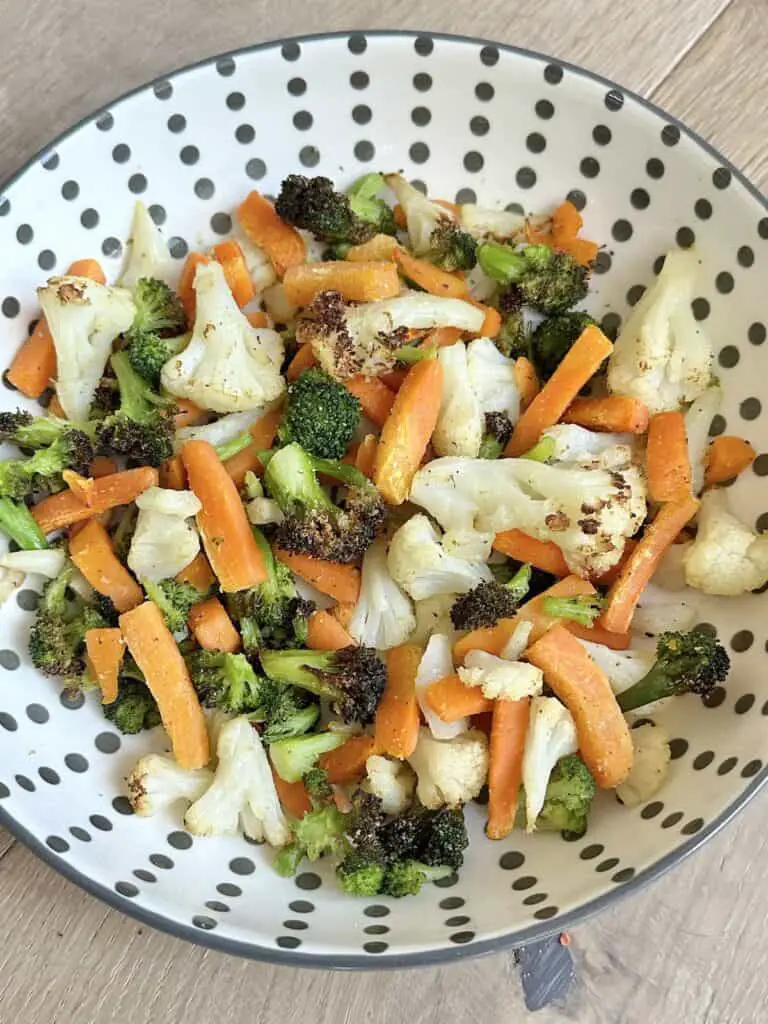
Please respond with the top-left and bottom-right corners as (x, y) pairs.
(427, 219), (477, 272)
(186, 650), (264, 714)
(103, 677), (161, 734)
(531, 311), (596, 380)
(0, 412), (94, 499)
(347, 173), (398, 237)
(28, 563), (107, 685)
(143, 578), (206, 634)
(256, 677), (319, 741)
(479, 410), (514, 459)
(541, 593), (604, 627)
(0, 497), (49, 549)
(336, 853), (387, 896)
(451, 564), (532, 630)
(617, 629), (730, 712)
(303, 766), (333, 802)
(95, 351), (175, 466)
(278, 368), (361, 459)
(275, 174), (376, 245)
(479, 241), (589, 314)
(380, 861), (453, 898)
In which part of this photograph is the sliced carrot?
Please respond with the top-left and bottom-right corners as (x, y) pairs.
(354, 434), (378, 479)
(319, 734), (377, 784)
(344, 375), (396, 428)
(704, 435), (757, 487)
(159, 456), (186, 490)
(347, 234), (402, 262)
(393, 248), (468, 298)
(181, 440), (268, 592)
(424, 673), (494, 722)
(187, 596), (241, 653)
(119, 601), (210, 769)
(563, 396), (650, 434)
(380, 368), (409, 391)
(393, 204), (407, 230)
(66, 258), (107, 283)
(85, 628), (125, 705)
(307, 609), (355, 650)
(32, 467), (159, 534)
(492, 529), (569, 576)
(236, 191), (306, 277)
(69, 519), (143, 613)
(212, 239), (256, 307)
(376, 645), (421, 758)
(486, 697), (530, 840)
(514, 356), (540, 410)
(63, 470), (96, 507)
(47, 394), (67, 419)
(551, 200), (583, 245)
(247, 311), (271, 328)
(565, 238), (600, 266)
(173, 398), (207, 430)
(647, 411), (691, 502)
(374, 358), (443, 505)
(600, 495), (700, 634)
(89, 456), (118, 479)
(178, 252), (209, 320)
(468, 301), (502, 338)
(506, 325), (613, 456)
(272, 769), (312, 818)
(332, 601), (355, 631)
(526, 624), (633, 788)
(283, 261), (400, 305)
(222, 406), (283, 487)
(274, 548), (361, 604)
(286, 344), (318, 382)
(175, 551), (216, 591)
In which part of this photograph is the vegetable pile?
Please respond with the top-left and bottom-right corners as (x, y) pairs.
(3, 170), (755, 898)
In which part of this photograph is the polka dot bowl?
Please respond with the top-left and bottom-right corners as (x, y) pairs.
(0, 30), (767, 968)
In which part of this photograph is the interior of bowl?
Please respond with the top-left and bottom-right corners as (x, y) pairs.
(0, 31), (766, 968)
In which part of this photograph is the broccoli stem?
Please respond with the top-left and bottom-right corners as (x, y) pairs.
(478, 434), (504, 459)
(521, 436), (556, 462)
(259, 648), (342, 703)
(541, 594), (604, 626)
(477, 241), (527, 284)
(269, 731), (346, 783)
(505, 563), (532, 602)
(214, 431), (254, 464)
(348, 172), (386, 201)
(274, 842), (305, 877)
(0, 498), (49, 549)
(395, 343), (438, 365)
(264, 443), (335, 513)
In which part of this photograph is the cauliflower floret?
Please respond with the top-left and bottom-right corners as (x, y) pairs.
(536, 423), (636, 466)
(118, 200), (175, 289)
(459, 650), (543, 701)
(127, 753), (214, 816)
(458, 204), (527, 241)
(38, 275), (136, 421)
(0, 548), (67, 579)
(442, 528), (494, 563)
(384, 173), (446, 254)
(161, 261), (285, 413)
(364, 754), (416, 814)
(607, 249), (713, 414)
(409, 594), (458, 647)
(521, 696), (578, 831)
(408, 727), (489, 809)
(415, 633), (467, 740)
(185, 716), (290, 846)
(347, 538), (416, 649)
(684, 489), (768, 595)
(127, 486), (201, 583)
(433, 343), (483, 457)
(615, 722), (671, 808)
(387, 514), (492, 601)
(466, 337), (520, 422)
(499, 619), (534, 662)
(174, 408), (269, 452)
(685, 385), (722, 494)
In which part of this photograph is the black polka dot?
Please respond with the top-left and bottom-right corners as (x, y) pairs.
(499, 851), (525, 870)
(210, 212), (232, 235)
(566, 189), (586, 211)
(605, 89), (624, 111)
(95, 731), (120, 754)
(288, 899), (313, 912)
(354, 140), (375, 162)
(1, 297), (19, 318)
(61, 180), (79, 200)
(364, 924), (389, 935)
(692, 297), (710, 320)
(194, 178), (215, 200)
(101, 237), (122, 258)
(737, 245), (755, 268)
(112, 143), (130, 163)
(246, 158), (267, 180)
(410, 179), (427, 194)
(470, 115), (490, 136)
(153, 80), (172, 100)
(282, 918), (306, 929)
(754, 453), (768, 476)
(536, 99), (554, 119)
(414, 35), (434, 56)
(128, 173), (147, 194)
(80, 208), (99, 229)
(533, 906), (559, 921)
(464, 151), (484, 172)
(600, 312), (622, 340)
(15, 774), (34, 792)
(449, 931), (475, 944)
(439, 897), (465, 910)
(713, 167), (731, 189)
(661, 812), (684, 828)
(681, 818), (704, 836)
(363, 904), (390, 917)
(455, 188), (476, 204)
(134, 869), (156, 883)
(580, 844), (604, 860)
(293, 110), (313, 131)
(592, 124), (612, 145)
(0, 783), (8, 798)
(596, 857), (620, 872)
(413, 72), (432, 92)
(612, 868), (635, 883)
(630, 188), (650, 210)
(149, 853), (173, 869)
(580, 157), (600, 178)
(516, 167), (536, 189)
(90, 814), (112, 831)
(350, 71), (369, 90)
(37, 250), (56, 271)
(445, 915), (470, 927)
(295, 871), (321, 890)
(480, 44), (499, 66)
(168, 236), (188, 259)
(668, 738), (688, 760)
(716, 271), (734, 294)
(718, 346), (739, 369)
(512, 875), (537, 890)
(280, 43), (299, 63)
(653, 253), (667, 274)
(475, 82), (494, 101)
(26, 704), (49, 724)
(47, 836), (69, 853)
(691, 199), (711, 221)
(70, 826), (91, 842)
(757, 513), (768, 533)
(167, 114), (186, 133)
(526, 132), (546, 154)
(64, 753), (88, 773)
(235, 124), (255, 144)
(354, 105), (373, 125)
(225, 91), (245, 112)
(693, 750), (714, 770)
(642, 159), (663, 182)
(38, 767), (59, 785)
(676, 226), (695, 248)
(612, 219), (633, 242)
(641, 801), (664, 819)
(348, 33), (366, 54)
(16, 224), (33, 244)
(544, 64), (563, 84)
(287, 78), (307, 100)
(662, 124), (681, 146)
(277, 935), (301, 949)
(740, 397), (761, 420)
(731, 630), (754, 653)
(523, 892), (548, 906)
(180, 145), (199, 165)
(758, 217), (768, 239)
(191, 915), (216, 931)
(709, 414), (726, 437)
(627, 284), (646, 307)
(96, 113), (113, 131)
(168, 830), (192, 850)
(718, 757), (738, 775)
(593, 251), (612, 275)
(112, 796), (133, 815)
(299, 146), (320, 168)
(742, 760), (763, 778)
(695, 622), (717, 637)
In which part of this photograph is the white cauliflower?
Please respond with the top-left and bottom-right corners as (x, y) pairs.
(577, 639), (655, 697)
(458, 204), (527, 241)
(408, 727), (489, 809)
(365, 755), (416, 814)
(118, 200), (175, 288)
(387, 514), (492, 601)
(127, 486), (201, 583)
(415, 633), (467, 740)
(521, 697), (578, 831)
(161, 261), (285, 413)
(433, 343), (484, 457)
(466, 337), (520, 422)
(615, 722), (671, 808)
(535, 423), (636, 466)
(607, 249), (713, 414)
(384, 173), (447, 254)
(185, 716), (291, 846)
(261, 282), (299, 324)
(0, 547), (67, 578)
(347, 538), (416, 649)
(632, 582), (697, 635)
(459, 650), (543, 701)
(499, 619), (534, 662)
(442, 528), (494, 563)
(684, 489), (768, 595)
(38, 275), (136, 421)
(127, 753), (214, 816)
(685, 385), (722, 494)
(409, 594), (458, 647)
(174, 408), (267, 452)
(232, 226), (278, 295)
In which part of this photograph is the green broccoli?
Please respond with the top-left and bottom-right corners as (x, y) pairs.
(616, 630), (730, 712)
(347, 173), (398, 237)
(303, 765), (332, 802)
(0, 497), (49, 549)
(269, 731), (346, 783)
(257, 678), (319, 741)
(534, 754), (596, 836)
(186, 650), (264, 714)
(426, 219), (477, 272)
(278, 368), (361, 459)
(494, 286), (531, 359)
(520, 435), (557, 462)
(531, 311), (596, 380)
(336, 853), (386, 896)
(28, 563), (107, 685)
(380, 861), (453, 898)
(478, 241), (589, 314)
(103, 677), (161, 734)
(274, 803), (348, 876)
(540, 593), (604, 627)
(143, 578), (206, 634)
(95, 351), (175, 467)
(450, 564), (532, 631)
(0, 412), (94, 500)
(213, 431), (254, 464)
(125, 277), (189, 387)
(478, 411), (514, 459)
(275, 174), (376, 245)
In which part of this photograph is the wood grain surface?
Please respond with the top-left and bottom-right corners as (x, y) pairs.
(1, 3), (766, 1022)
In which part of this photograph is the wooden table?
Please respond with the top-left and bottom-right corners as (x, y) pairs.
(1, 2), (766, 1021)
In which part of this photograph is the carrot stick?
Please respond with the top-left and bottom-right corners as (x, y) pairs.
(213, 240), (256, 307)
(272, 769), (312, 818)
(32, 467), (159, 534)
(514, 356), (540, 410)
(85, 628), (125, 705)
(600, 495), (700, 634)
(468, 301), (502, 338)
(286, 344), (318, 382)
(375, 645), (421, 758)
(159, 456), (186, 490)
(704, 435), (756, 487)
(374, 358), (443, 505)
(178, 252), (209, 319)
(319, 734), (377, 783)
(393, 248), (468, 298)
(119, 601), (210, 769)
(222, 406), (283, 486)
(647, 411), (691, 502)
(173, 398), (207, 430)
(307, 609), (355, 650)
(273, 548), (361, 604)
(69, 519), (143, 613)
(283, 261), (400, 305)
(563, 396), (649, 434)
(175, 551), (215, 591)
(354, 434), (378, 479)
(62, 470), (96, 507)
(551, 201), (599, 266)
(506, 326), (613, 456)
(347, 234), (402, 262)
(247, 311), (271, 328)
(526, 625), (633, 788)
(344, 376), (395, 427)
(486, 697), (530, 840)
(89, 456), (118, 479)
(181, 440), (267, 592)
(593, 538), (637, 587)
(380, 368), (409, 391)
(332, 602), (355, 631)
(237, 191), (306, 277)
(187, 596), (241, 653)
(424, 673), (494, 722)
(492, 529), (569, 576)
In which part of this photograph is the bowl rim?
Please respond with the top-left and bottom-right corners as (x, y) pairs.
(1, 28), (766, 971)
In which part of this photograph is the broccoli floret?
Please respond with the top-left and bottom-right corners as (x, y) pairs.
(418, 807), (469, 870)
(347, 173), (398, 237)
(616, 629), (730, 712)
(213, 432), (254, 464)
(274, 803), (348, 876)
(535, 754), (596, 836)
(0, 497), (49, 549)
(478, 242), (589, 314)
(264, 443), (386, 564)
(103, 677), (161, 735)
(451, 564), (532, 630)
(278, 368), (361, 459)
(269, 731), (346, 783)
(128, 332), (188, 388)
(381, 861), (453, 898)
(336, 853), (386, 896)
(257, 677), (320, 741)
(0, 416), (94, 500)
(186, 650), (264, 714)
(89, 376), (120, 420)
(28, 562), (107, 684)
(426, 219), (477, 272)
(540, 593), (604, 627)
(143, 578), (206, 634)
(275, 174), (376, 245)
(346, 790), (389, 863)
(303, 766), (333, 802)
(479, 411), (514, 459)
(260, 646), (386, 725)
(531, 311), (596, 380)
(125, 278), (188, 387)
(96, 351), (175, 466)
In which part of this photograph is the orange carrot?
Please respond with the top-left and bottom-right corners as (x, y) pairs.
(173, 399), (207, 430)
(424, 674), (494, 722)
(344, 375), (396, 427)
(175, 551), (215, 591)
(119, 601), (210, 769)
(62, 470), (96, 507)
(223, 406), (283, 487)
(319, 734), (377, 783)
(380, 368), (409, 391)
(600, 495), (700, 634)
(492, 529), (569, 576)
(47, 394), (67, 419)
(286, 343), (318, 381)
(704, 435), (756, 487)
(159, 456), (186, 490)
(593, 538), (637, 587)
(526, 625), (633, 788)
(332, 601), (355, 631)
(354, 434), (378, 479)
(89, 456), (118, 479)
(374, 358), (443, 505)
(515, 356), (540, 410)
(272, 769), (312, 818)
(486, 697), (530, 840)
(346, 234), (402, 262)
(375, 645), (421, 758)
(468, 301), (502, 338)
(647, 411), (691, 502)
(212, 239), (256, 307)
(187, 596), (241, 653)
(178, 252), (209, 319)
(274, 548), (361, 604)
(85, 628), (124, 705)
(393, 204), (407, 229)
(181, 440), (268, 592)
(394, 248), (468, 298)
(32, 467), (159, 534)
(247, 311), (271, 328)
(563, 396), (650, 434)
(237, 190), (306, 276)
(307, 609), (355, 650)
(506, 326), (614, 456)
(551, 201), (600, 266)
(66, 258), (107, 283)
(566, 238), (601, 267)
(69, 519), (143, 613)
(283, 261), (400, 305)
